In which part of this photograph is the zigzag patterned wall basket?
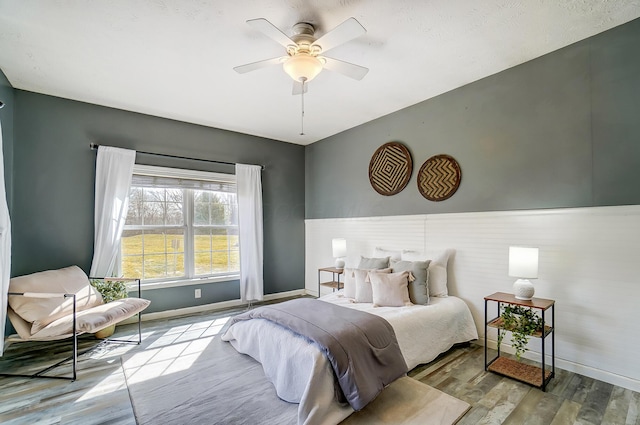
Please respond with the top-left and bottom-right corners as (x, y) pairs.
(417, 154), (461, 201)
(369, 142), (413, 196)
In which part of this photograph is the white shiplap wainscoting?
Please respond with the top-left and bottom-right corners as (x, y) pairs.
(305, 205), (640, 392)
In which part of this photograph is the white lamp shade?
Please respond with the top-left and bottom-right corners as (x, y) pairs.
(508, 247), (539, 279)
(332, 238), (347, 258)
(283, 53), (323, 82)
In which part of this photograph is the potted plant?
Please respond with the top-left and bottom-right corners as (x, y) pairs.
(496, 304), (545, 360)
(90, 279), (129, 338)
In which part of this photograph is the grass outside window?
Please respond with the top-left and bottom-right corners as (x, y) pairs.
(122, 233), (239, 280)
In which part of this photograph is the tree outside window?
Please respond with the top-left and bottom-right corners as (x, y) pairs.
(120, 166), (239, 282)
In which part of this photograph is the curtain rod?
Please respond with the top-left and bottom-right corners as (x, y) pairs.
(89, 143), (264, 170)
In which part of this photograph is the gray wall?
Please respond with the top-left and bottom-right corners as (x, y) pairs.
(12, 91), (305, 310)
(305, 18), (640, 219)
(0, 69), (13, 212)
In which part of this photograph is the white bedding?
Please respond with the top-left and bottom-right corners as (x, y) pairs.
(221, 291), (478, 425)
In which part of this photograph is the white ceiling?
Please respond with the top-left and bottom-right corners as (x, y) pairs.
(1, 1), (639, 145)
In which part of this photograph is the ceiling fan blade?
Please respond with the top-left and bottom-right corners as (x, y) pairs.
(233, 56), (285, 74)
(247, 18), (296, 49)
(321, 56), (369, 80)
(311, 17), (366, 54)
(292, 81), (309, 95)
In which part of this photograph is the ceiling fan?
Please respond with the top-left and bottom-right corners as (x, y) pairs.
(234, 17), (369, 95)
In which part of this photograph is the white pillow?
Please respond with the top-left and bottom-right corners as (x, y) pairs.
(354, 268), (391, 303)
(374, 247), (402, 262)
(401, 249), (454, 297)
(428, 249), (453, 297)
(400, 250), (423, 261)
(370, 271), (413, 307)
(342, 268), (356, 299)
(354, 269), (373, 303)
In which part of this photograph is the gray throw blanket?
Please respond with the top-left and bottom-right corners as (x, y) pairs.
(229, 298), (408, 411)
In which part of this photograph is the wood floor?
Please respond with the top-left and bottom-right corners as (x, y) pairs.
(409, 345), (640, 425)
(1, 305), (638, 425)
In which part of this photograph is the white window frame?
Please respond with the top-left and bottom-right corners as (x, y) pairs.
(119, 164), (240, 289)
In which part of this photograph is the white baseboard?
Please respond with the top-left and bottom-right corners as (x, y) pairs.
(122, 289), (306, 324)
(482, 339), (640, 393)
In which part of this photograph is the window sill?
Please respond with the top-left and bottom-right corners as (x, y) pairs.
(134, 274), (240, 291)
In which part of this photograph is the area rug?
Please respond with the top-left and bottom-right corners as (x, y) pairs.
(341, 377), (470, 425)
(122, 325), (469, 425)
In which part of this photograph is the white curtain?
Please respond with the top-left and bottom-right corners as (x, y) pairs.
(0, 120), (11, 355)
(89, 146), (136, 277)
(236, 164), (263, 302)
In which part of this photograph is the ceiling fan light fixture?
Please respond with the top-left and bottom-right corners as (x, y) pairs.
(283, 53), (323, 82)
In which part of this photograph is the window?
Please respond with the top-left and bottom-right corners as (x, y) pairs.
(120, 165), (239, 283)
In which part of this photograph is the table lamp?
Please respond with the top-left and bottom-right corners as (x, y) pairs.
(332, 238), (347, 269)
(509, 246), (538, 300)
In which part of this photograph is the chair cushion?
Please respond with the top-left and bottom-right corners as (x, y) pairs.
(8, 266), (104, 335)
(29, 298), (151, 340)
(7, 307), (32, 340)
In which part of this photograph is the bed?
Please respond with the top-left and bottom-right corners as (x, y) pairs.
(221, 290), (478, 425)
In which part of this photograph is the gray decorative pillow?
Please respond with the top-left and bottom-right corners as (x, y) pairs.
(402, 249), (454, 297)
(358, 256), (390, 270)
(392, 260), (431, 305)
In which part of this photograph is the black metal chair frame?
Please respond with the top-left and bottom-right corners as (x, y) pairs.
(0, 277), (144, 382)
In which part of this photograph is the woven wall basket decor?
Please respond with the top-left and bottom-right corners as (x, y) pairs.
(368, 142), (413, 196)
(417, 154), (461, 201)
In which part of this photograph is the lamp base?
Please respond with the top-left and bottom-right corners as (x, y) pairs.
(513, 279), (534, 300)
(334, 258), (345, 269)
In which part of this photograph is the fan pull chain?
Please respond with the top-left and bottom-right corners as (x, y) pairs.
(300, 78), (306, 136)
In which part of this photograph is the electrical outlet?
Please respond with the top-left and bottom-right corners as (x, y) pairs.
(195, 288), (201, 299)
